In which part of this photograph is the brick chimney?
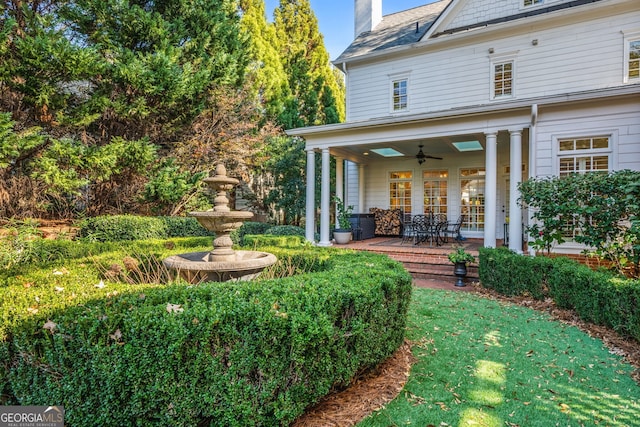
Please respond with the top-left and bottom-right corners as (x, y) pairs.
(354, 0), (382, 38)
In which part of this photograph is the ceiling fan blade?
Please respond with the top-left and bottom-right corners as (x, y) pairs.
(425, 155), (443, 160)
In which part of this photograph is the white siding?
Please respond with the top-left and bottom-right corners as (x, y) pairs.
(443, 0), (570, 31)
(533, 99), (640, 178)
(347, 9), (640, 121)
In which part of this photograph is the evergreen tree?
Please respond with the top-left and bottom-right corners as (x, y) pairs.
(1, 0), (249, 143)
(262, 0), (345, 224)
(273, 0), (345, 128)
(239, 0), (290, 120)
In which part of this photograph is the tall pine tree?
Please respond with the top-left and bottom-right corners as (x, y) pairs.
(273, 0), (345, 128)
(239, 0), (290, 120)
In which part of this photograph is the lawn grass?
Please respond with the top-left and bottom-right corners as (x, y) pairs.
(359, 288), (640, 427)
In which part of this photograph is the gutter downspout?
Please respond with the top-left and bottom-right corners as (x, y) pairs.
(340, 62), (349, 122)
(528, 104), (538, 256)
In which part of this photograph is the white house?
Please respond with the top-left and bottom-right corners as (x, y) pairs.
(287, 0), (640, 253)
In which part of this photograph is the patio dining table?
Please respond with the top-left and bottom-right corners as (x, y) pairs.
(410, 214), (448, 246)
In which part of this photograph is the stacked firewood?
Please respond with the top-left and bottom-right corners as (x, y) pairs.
(369, 208), (403, 236)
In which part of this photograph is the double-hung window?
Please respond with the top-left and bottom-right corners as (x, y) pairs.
(392, 79), (408, 111)
(493, 62), (513, 98)
(623, 30), (640, 83)
(558, 136), (611, 176)
(490, 52), (517, 100)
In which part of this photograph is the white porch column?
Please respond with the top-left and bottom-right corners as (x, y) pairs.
(305, 149), (316, 243)
(318, 148), (332, 246)
(509, 130), (523, 254)
(358, 163), (365, 213)
(484, 132), (498, 248)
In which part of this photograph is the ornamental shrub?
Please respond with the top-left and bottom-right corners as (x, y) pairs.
(478, 247), (550, 299)
(230, 221), (272, 245)
(3, 246), (412, 426)
(264, 225), (305, 237)
(479, 248), (640, 342)
(77, 215), (213, 241)
(243, 234), (305, 248)
(519, 170), (640, 277)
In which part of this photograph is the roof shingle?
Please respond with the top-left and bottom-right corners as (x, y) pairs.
(334, 0), (452, 63)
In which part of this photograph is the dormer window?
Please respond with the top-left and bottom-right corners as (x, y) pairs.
(523, 0), (543, 6)
(392, 79), (408, 111)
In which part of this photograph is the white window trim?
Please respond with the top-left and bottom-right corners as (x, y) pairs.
(521, 0), (543, 9)
(551, 130), (618, 176)
(388, 71), (411, 114)
(519, 0), (561, 12)
(549, 131), (617, 252)
(489, 51), (518, 101)
(622, 29), (640, 84)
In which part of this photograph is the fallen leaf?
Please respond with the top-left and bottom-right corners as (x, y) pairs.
(27, 307), (39, 314)
(166, 303), (184, 314)
(94, 280), (106, 289)
(109, 329), (122, 341)
(43, 320), (57, 333)
(52, 268), (69, 275)
(54, 286), (64, 292)
(559, 403), (570, 413)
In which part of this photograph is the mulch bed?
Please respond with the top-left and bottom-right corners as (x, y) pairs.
(292, 341), (415, 426)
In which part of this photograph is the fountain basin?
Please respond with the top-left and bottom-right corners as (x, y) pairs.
(190, 211), (253, 232)
(163, 250), (277, 283)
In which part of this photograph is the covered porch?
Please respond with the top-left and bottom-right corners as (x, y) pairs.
(287, 104), (537, 255)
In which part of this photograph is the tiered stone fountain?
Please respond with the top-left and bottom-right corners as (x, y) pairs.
(163, 164), (277, 283)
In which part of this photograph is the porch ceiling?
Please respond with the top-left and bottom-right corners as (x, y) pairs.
(330, 134), (486, 164)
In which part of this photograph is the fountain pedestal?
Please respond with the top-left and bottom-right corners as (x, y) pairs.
(163, 164), (277, 283)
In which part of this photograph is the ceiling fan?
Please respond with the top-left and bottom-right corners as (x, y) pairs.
(415, 144), (443, 165)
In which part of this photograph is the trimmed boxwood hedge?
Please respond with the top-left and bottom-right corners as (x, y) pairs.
(76, 215), (213, 241)
(3, 246), (412, 426)
(479, 247), (640, 342)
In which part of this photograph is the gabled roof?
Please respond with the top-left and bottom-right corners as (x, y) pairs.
(334, 0), (606, 64)
(334, 0), (452, 63)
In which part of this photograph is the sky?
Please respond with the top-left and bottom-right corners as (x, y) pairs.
(263, 1), (438, 60)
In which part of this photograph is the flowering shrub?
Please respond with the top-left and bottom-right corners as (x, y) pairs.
(519, 170), (640, 278)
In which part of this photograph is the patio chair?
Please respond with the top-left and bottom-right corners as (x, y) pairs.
(441, 215), (466, 243)
(433, 213), (449, 245)
(400, 214), (417, 244)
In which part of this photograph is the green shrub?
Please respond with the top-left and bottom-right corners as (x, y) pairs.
(243, 234), (305, 248)
(478, 247), (550, 299)
(479, 248), (640, 342)
(264, 225), (305, 237)
(230, 221), (272, 245)
(159, 216), (213, 238)
(3, 245), (412, 426)
(77, 215), (169, 241)
(77, 215), (214, 242)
